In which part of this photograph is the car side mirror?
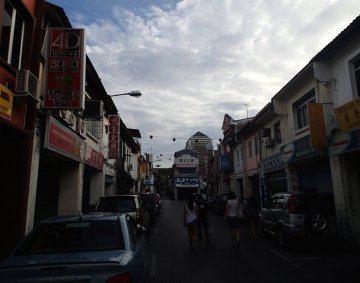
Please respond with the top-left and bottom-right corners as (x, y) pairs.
(136, 224), (146, 235)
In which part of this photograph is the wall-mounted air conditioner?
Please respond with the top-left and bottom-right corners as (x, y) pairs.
(260, 128), (271, 137)
(15, 69), (40, 101)
(60, 110), (77, 131)
(76, 117), (87, 139)
(83, 100), (104, 120)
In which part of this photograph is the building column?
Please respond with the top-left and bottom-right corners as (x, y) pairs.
(89, 171), (105, 206)
(329, 154), (353, 242)
(25, 124), (42, 234)
(58, 163), (83, 215)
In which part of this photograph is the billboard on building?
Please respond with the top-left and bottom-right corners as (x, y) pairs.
(44, 28), (85, 110)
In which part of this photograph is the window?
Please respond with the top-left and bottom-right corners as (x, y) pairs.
(274, 121), (281, 144)
(15, 220), (124, 255)
(0, 0), (25, 69)
(254, 136), (258, 155)
(354, 58), (360, 97)
(86, 120), (102, 140)
(293, 89), (315, 130)
(248, 140), (252, 158)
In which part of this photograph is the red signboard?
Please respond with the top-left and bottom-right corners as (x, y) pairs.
(44, 116), (85, 162)
(108, 115), (120, 159)
(85, 145), (104, 170)
(44, 116), (104, 170)
(44, 28), (85, 109)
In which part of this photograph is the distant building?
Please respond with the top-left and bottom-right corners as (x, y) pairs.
(185, 132), (213, 182)
(171, 149), (199, 200)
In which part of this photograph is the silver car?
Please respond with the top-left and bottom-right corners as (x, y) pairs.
(0, 212), (147, 283)
(259, 192), (336, 246)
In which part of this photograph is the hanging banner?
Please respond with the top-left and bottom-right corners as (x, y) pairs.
(108, 115), (120, 159)
(44, 28), (85, 110)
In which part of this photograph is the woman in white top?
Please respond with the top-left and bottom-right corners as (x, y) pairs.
(224, 191), (241, 248)
(184, 195), (199, 251)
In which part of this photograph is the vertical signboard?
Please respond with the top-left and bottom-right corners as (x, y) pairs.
(108, 115), (120, 159)
(308, 103), (327, 147)
(0, 84), (13, 120)
(44, 28), (85, 109)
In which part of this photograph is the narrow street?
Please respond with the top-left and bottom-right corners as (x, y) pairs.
(146, 199), (360, 283)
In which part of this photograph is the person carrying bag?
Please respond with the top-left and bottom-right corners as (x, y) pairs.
(224, 191), (241, 249)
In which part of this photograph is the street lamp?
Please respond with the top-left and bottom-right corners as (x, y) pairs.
(109, 90), (142, 98)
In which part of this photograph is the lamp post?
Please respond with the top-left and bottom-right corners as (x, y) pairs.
(109, 90), (142, 98)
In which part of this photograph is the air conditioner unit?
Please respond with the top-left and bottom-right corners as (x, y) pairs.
(265, 138), (275, 148)
(15, 69), (40, 101)
(83, 100), (104, 120)
(60, 110), (77, 131)
(76, 117), (87, 139)
(260, 128), (271, 137)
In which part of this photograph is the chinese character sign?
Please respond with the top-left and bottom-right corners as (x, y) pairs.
(44, 28), (85, 109)
(108, 115), (120, 159)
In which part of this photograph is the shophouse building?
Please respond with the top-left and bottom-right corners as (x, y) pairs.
(172, 149), (199, 199)
(0, 0), (45, 259)
(0, 1), (142, 259)
(219, 114), (236, 193)
(233, 14), (360, 245)
(315, 15), (360, 245)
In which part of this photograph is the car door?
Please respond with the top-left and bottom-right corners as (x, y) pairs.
(126, 217), (147, 283)
(261, 195), (277, 231)
(267, 195), (285, 234)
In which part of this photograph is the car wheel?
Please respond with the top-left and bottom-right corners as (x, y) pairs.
(258, 220), (265, 236)
(277, 228), (288, 247)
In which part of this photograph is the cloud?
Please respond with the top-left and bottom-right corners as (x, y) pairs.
(62, 0), (360, 167)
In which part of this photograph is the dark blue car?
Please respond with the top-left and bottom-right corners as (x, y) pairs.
(0, 212), (147, 283)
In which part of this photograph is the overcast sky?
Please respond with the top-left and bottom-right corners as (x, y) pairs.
(49, 0), (360, 168)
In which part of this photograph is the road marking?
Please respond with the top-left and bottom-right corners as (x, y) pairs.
(150, 253), (157, 276)
(269, 249), (302, 269)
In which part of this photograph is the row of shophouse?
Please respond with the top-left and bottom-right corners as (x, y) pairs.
(0, 0), (155, 259)
(216, 14), (360, 247)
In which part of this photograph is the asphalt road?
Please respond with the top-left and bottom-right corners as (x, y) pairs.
(145, 199), (360, 283)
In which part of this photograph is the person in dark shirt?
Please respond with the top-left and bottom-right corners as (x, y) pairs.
(195, 189), (210, 244)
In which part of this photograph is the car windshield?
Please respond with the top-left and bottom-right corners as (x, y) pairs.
(15, 220), (124, 255)
(97, 197), (136, 213)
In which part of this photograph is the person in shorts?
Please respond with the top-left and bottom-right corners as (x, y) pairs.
(224, 191), (241, 248)
(184, 195), (199, 251)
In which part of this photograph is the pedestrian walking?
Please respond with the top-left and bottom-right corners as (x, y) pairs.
(195, 189), (210, 244)
(224, 191), (241, 249)
(244, 195), (258, 239)
(183, 195), (199, 251)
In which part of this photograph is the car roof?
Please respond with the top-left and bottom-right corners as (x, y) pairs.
(43, 212), (124, 223)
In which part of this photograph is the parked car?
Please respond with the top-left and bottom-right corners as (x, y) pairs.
(95, 194), (151, 235)
(138, 192), (158, 224)
(0, 212), (147, 283)
(259, 192), (336, 247)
